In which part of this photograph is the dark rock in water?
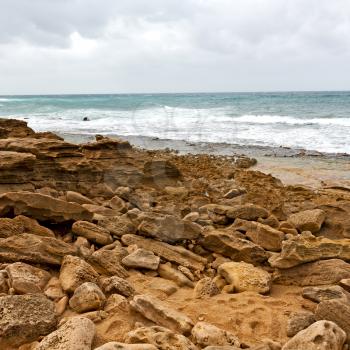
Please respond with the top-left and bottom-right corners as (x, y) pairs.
(83, 117), (90, 121)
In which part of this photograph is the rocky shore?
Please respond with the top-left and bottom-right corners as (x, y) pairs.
(1, 118), (350, 349)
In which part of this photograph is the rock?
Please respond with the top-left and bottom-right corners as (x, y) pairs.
(87, 247), (129, 278)
(302, 285), (350, 303)
(273, 259), (350, 286)
(98, 216), (136, 237)
(130, 294), (194, 335)
(0, 233), (77, 265)
(0, 272), (9, 293)
(0, 294), (57, 348)
(122, 248), (160, 270)
(126, 325), (198, 350)
(55, 296), (69, 315)
(184, 212), (200, 222)
(315, 298), (350, 341)
(201, 230), (268, 265)
(147, 277), (178, 296)
(104, 294), (128, 313)
(340, 278), (350, 292)
(82, 204), (121, 218)
(95, 343), (157, 350)
(269, 233), (350, 268)
(226, 204), (269, 220)
(143, 160), (182, 186)
(100, 276), (135, 297)
(232, 219), (285, 252)
(281, 320), (346, 350)
(108, 195), (126, 212)
(193, 278), (221, 298)
(14, 215), (55, 237)
(0, 192), (93, 223)
(72, 221), (113, 245)
(137, 212), (202, 243)
(66, 190), (95, 205)
(218, 261), (271, 294)
(158, 263), (194, 287)
(34, 316), (95, 350)
(122, 234), (207, 271)
(286, 312), (316, 337)
(44, 277), (65, 301)
(59, 255), (99, 293)
(69, 282), (106, 313)
(191, 322), (240, 347)
(0, 217), (23, 238)
(288, 209), (326, 233)
(6, 262), (51, 294)
(202, 347), (240, 350)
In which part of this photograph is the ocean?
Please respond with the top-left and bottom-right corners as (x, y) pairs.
(0, 91), (350, 154)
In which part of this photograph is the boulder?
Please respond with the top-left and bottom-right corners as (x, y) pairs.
(100, 276), (135, 297)
(6, 262), (51, 294)
(288, 209), (326, 233)
(200, 230), (268, 265)
(34, 316), (95, 350)
(0, 294), (57, 348)
(122, 248), (160, 270)
(191, 322), (240, 348)
(273, 259), (350, 286)
(218, 261), (271, 294)
(0, 233), (77, 265)
(286, 312), (316, 337)
(281, 320), (346, 350)
(72, 221), (113, 245)
(126, 325), (198, 350)
(69, 282), (106, 313)
(0, 192), (93, 223)
(59, 255), (99, 293)
(269, 233), (350, 269)
(302, 285), (350, 303)
(130, 294), (194, 335)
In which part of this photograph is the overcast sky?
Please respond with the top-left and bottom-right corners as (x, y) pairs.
(0, 0), (350, 94)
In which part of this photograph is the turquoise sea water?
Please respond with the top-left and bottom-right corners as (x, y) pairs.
(0, 91), (350, 153)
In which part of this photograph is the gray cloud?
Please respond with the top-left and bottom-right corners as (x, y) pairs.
(0, 0), (349, 94)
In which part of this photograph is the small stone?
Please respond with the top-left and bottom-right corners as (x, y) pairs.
(72, 221), (113, 245)
(158, 263), (194, 288)
(122, 248), (160, 270)
(193, 278), (221, 298)
(44, 277), (65, 301)
(286, 312), (316, 337)
(104, 294), (129, 313)
(95, 343), (158, 350)
(101, 276), (135, 297)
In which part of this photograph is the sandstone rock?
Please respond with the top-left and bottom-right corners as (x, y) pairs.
(273, 259), (350, 286)
(130, 294), (194, 334)
(0, 272), (9, 294)
(69, 282), (106, 313)
(201, 230), (268, 265)
(193, 278), (221, 298)
(233, 219), (285, 252)
(104, 294), (129, 313)
(66, 190), (95, 205)
(0, 233), (77, 265)
(98, 216), (136, 237)
(226, 204), (269, 220)
(44, 277), (65, 301)
(108, 195), (127, 212)
(87, 247), (129, 278)
(59, 255), (99, 293)
(218, 261), (271, 294)
(126, 325), (198, 350)
(288, 209), (326, 233)
(281, 320), (346, 350)
(158, 263), (194, 288)
(137, 212), (202, 243)
(72, 221), (113, 245)
(183, 212), (200, 222)
(34, 316), (95, 350)
(122, 248), (160, 270)
(6, 262), (51, 294)
(286, 312), (316, 337)
(0, 294), (57, 348)
(122, 234), (207, 271)
(147, 277), (178, 296)
(302, 285), (350, 303)
(0, 217), (23, 238)
(14, 215), (55, 237)
(0, 192), (93, 223)
(202, 347), (240, 350)
(315, 298), (350, 341)
(95, 343), (157, 350)
(82, 204), (121, 218)
(101, 276), (135, 297)
(191, 322), (240, 347)
(340, 278), (350, 292)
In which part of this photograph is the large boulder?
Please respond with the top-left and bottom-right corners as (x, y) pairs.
(72, 221), (113, 245)
(34, 316), (95, 350)
(288, 209), (326, 233)
(218, 261), (271, 294)
(130, 294), (194, 335)
(0, 192), (93, 222)
(0, 294), (57, 349)
(282, 320), (346, 350)
(0, 233), (77, 265)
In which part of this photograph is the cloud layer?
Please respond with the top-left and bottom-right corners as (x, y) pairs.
(1, 0), (350, 94)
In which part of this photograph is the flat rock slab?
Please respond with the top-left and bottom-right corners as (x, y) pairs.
(302, 285), (350, 303)
(72, 220), (113, 245)
(35, 316), (95, 350)
(0, 191), (93, 223)
(0, 233), (77, 265)
(273, 259), (350, 286)
(0, 294), (57, 349)
(122, 248), (160, 270)
(288, 209), (326, 233)
(130, 294), (194, 335)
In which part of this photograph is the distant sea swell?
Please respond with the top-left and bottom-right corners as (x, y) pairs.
(0, 91), (350, 154)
